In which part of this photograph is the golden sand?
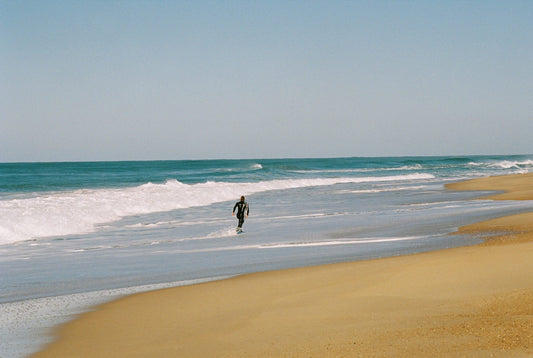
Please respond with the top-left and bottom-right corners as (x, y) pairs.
(32, 174), (533, 357)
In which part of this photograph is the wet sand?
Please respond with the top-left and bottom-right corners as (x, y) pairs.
(32, 173), (533, 357)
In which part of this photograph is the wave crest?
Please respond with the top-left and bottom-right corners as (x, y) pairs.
(0, 173), (434, 244)
(488, 160), (533, 169)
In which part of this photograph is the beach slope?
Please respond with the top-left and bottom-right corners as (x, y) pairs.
(32, 174), (533, 357)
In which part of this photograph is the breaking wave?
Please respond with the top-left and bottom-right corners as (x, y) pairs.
(0, 173), (433, 244)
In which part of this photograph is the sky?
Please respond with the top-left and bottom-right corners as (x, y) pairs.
(1, 1), (532, 162)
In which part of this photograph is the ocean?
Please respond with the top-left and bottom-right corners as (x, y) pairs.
(1, 155), (533, 357)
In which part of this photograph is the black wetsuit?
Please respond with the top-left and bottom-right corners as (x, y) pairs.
(233, 200), (249, 229)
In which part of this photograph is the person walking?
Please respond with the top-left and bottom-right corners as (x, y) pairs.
(232, 196), (249, 232)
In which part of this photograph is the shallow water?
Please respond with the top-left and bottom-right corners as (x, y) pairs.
(1, 155), (533, 357)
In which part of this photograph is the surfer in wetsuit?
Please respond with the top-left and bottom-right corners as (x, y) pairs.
(232, 196), (249, 232)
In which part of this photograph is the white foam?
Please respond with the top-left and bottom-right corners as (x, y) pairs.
(292, 165), (424, 174)
(0, 173), (434, 245)
(259, 236), (427, 249)
(125, 217), (229, 229)
(0, 276), (233, 358)
(489, 160), (533, 169)
(165, 235), (429, 254)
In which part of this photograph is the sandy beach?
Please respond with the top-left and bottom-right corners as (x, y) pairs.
(32, 173), (533, 357)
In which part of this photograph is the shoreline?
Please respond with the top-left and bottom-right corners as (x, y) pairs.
(32, 173), (533, 357)
(447, 173), (533, 246)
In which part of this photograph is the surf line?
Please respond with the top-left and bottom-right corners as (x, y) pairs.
(165, 236), (430, 254)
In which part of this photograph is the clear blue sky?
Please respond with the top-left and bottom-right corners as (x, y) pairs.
(2, 1), (532, 162)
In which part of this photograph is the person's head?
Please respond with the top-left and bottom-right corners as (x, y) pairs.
(240, 196), (245, 202)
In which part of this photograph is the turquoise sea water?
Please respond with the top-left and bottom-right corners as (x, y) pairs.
(1, 155), (533, 357)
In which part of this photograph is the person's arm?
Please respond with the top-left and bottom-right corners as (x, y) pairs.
(232, 202), (238, 215)
(245, 203), (249, 216)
